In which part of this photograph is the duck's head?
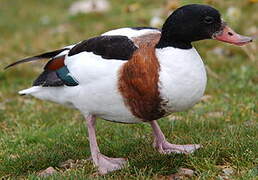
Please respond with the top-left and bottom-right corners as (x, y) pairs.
(156, 4), (253, 49)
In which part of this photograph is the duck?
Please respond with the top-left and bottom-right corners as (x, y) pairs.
(5, 4), (252, 175)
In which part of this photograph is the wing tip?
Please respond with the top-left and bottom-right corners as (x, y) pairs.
(4, 63), (15, 70)
(4, 56), (38, 70)
(4, 48), (70, 70)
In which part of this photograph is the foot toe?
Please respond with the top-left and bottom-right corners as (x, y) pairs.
(156, 142), (202, 154)
(180, 144), (202, 154)
(96, 155), (127, 174)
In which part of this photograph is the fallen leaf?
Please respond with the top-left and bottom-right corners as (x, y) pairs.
(222, 167), (234, 176)
(177, 168), (195, 177)
(59, 159), (75, 169)
(168, 168), (195, 179)
(37, 167), (57, 177)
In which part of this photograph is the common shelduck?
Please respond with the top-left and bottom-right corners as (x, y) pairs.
(6, 4), (252, 174)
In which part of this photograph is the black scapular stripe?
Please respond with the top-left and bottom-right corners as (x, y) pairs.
(68, 35), (138, 60)
(130, 27), (161, 31)
(4, 48), (69, 69)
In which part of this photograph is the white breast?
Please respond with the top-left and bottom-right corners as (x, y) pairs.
(156, 47), (207, 112)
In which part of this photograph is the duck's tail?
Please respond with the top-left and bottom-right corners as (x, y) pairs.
(19, 86), (42, 95)
(4, 48), (69, 69)
(18, 86), (76, 109)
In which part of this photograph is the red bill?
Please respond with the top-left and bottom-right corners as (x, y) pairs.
(213, 23), (253, 46)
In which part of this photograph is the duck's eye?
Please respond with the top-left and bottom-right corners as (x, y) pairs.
(204, 16), (214, 24)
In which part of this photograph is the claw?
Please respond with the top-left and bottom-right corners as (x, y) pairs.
(154, 141), (202, 154)
(95, 154), (127, 175)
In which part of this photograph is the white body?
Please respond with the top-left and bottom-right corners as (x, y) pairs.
(20, 28), (207, 123)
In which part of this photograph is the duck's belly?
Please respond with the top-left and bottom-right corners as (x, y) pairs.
(72, 82), (142, 124)
(65, 53), (142, 123)
(157, 48), (207, 113)
(30, 84), (141, 123)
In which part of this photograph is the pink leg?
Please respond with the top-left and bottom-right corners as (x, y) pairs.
(85, 114), (127, 174)
(150, 120), (202, 154)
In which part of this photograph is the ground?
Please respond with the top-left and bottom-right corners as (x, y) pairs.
(0, 0), (257, 179)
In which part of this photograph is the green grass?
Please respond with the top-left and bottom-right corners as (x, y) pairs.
(0, 0), (257, 179)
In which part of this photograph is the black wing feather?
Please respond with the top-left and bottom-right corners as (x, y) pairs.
(4, 48), (69, 69)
